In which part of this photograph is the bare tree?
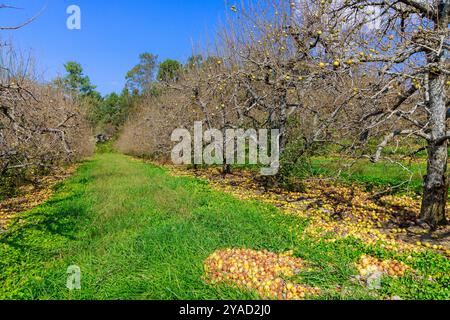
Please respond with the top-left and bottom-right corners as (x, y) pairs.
(118, 0), (448, 229)
(305, 0), (450, 228)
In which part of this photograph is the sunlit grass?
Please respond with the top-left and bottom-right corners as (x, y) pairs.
(310, 157), (426, 194)
(0, 153), (448, 300)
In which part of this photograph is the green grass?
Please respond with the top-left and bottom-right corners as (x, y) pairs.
(310, 157), (427, 194)
(0, 153), (449, 300)
(212, 154), (428, 195)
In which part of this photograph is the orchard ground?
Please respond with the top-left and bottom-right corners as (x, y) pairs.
(0, 151), (449, 300)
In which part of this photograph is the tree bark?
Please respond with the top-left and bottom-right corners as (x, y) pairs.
(420, 0), (449, 228)
(278, 89), (288, 154)
(421, 138), (448, 229)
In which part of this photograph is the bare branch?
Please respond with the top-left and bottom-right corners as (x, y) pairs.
(0, 2), (47, 30)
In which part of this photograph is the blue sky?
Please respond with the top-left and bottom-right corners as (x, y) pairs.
(0, 0), (228, 94)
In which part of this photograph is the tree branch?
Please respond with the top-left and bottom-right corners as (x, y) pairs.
(397, 0), (437, 19)
(0, 3), (46, 30)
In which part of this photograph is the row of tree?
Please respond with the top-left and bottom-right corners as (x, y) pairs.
(117, 0), (449, 229)
(58, 54), (184, 139)
(0, 43), (170, 196)
(0, 51), (94, 197)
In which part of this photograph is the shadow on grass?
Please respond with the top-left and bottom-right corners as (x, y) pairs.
(0, 164), (93, 271)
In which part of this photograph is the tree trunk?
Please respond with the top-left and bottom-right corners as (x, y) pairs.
(278, 89), (288, 154)
(421, 140), (448, 228)
(420, 2), (449, 228)
(420, 69), (448, 228)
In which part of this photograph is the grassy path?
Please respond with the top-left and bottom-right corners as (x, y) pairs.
(0, 153), (307, 299)
(1, 153), (449, 300)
